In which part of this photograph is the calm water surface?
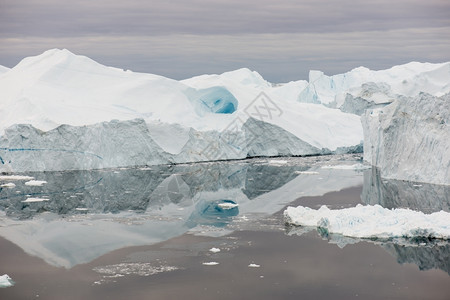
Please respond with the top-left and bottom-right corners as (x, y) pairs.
(0, 155), (448, 299)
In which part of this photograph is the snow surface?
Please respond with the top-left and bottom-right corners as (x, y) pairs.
(284, 204), (450, 240)
(0, 65), (10, 75)
(0, 274), (14, 288)
(362, 93), (450, 185)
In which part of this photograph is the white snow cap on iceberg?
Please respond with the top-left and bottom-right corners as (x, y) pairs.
(284, 204), (450, 240)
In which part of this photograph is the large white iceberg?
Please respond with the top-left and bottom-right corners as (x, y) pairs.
(0, 49), (364, 172)
(362, 93), (450, 185)
(0, 49), (449, 172)
(284, 204), (450, 240)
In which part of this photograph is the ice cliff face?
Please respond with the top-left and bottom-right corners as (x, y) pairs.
(362, 93), (450, 185)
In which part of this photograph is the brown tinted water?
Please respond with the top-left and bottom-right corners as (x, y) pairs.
(0, 186), (449, 300)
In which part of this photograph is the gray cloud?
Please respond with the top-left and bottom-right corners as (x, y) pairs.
(1, 27), (449, 82)
(0, 0), (449, 81)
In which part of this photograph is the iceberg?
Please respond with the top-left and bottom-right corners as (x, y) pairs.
(0, 274), (14, 288)
(0, 49), (449, 172)
(362, 93), (450, 185)
(298, 62), (450, 114)
(284, 204), (450, 240)
(0, 65), (9, 75)
(0, 49), (365, 172)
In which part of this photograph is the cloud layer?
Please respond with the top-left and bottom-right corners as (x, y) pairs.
(1, 0), (449, 81)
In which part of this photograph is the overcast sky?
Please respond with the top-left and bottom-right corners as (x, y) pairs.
(1, 0), (449, 82)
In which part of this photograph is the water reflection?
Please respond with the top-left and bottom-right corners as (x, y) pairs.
(0, 161), (308, 219)
(287, 226), (450, 275)
(362, 168), (450, 213)
(4, 157), (366, 268)
(287, 168), (450, 275)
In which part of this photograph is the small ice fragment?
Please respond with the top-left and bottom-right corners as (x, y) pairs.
(268, 160), (288, 165)
(22, 197), (49, 203)
(202, 262), (219, 266)
(209, 247), (221, 253)
(0, 183), (16, 188)
(25, 180), (47, 186)
(0, 175), (34, 181)
(248, 264), (260, 268)
(321, 164), (371, 170)
(217, 202), (239, 209)
(294, 171), (319, 175)
(0, 274), (14, 288)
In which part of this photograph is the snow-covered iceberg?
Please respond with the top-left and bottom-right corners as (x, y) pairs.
(362, 93), (450, 185)
(0, 49), (366, 172)
(0, 65), (9, 75)
(299, 62), (450, 114)
(0, 274), (14, 288)
(284, 204), (450, 240)
(1, 49), (449, 172)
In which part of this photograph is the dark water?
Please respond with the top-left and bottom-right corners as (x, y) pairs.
(0, 155), (449, 299)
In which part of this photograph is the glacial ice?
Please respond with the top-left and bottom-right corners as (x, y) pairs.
(0, 274), (14, 288)
(298, 62), (450, 114)
(362, 93), (450, 185)
(0, 49), (449, 173)
(284, 204), (450, 240)
(0, 49), (367, 172)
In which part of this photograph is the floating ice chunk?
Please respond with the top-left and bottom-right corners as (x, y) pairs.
(0, 274), (14, 288)
(294, 171), (320, 175)
(25, 180), (47, 186)
(284, 204), (450, 240)
(93, 263), (178, 278)
(268, 160), (288, 165)
(22, 197), (49, 203)
(0, 175), (34, 181)
(209, 247), (221, 253)
(321, 163), (371, 170)
(248, 263), (260, 268)
(0, 183), (16, 188)
(202, 262), (219, 266)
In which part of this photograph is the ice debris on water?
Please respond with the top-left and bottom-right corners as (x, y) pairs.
(0, 274), (14, 288)
(202, 262), (219, 266)
(25, 180), (47, 186)
(284, 204), (450, 240)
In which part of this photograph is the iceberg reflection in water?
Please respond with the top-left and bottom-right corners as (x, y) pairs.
(0, 155), (364, 268)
